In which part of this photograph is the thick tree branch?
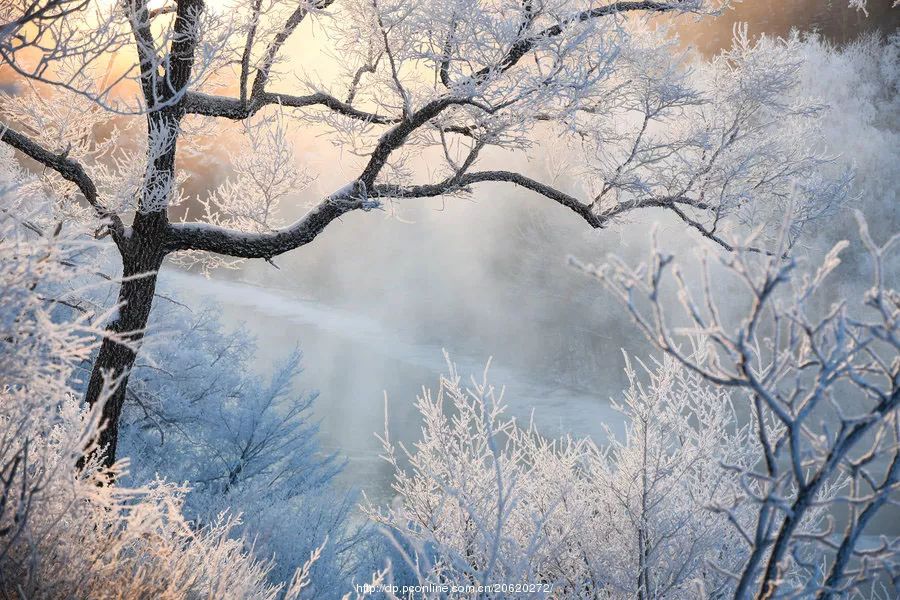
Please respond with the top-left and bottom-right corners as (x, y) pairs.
(0, 125), (126, 245)
(165, 0), (204, 98)
(374, 173), (767, 255)
(438, 16), (459, 87)
(131, 0), (204, 222)
(165, 165), (765, 262)
(166, 166), (603, 260)
(239, 0), (263, 103)
(358, 96), (479, 185)
(183, 90), (398, 123)
(164, 184), (372, 258)
(126, 0), (159, 107)
(346, 60), (380, 104)
(372, 170), (605, 228)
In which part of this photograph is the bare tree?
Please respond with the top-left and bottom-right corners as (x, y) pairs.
(0, 0), (848, 464)
(584, 212), (899, 598)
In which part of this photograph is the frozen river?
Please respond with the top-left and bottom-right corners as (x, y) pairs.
(162, 270), (626, 504)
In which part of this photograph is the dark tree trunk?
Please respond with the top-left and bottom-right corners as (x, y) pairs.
(79, 0), (204, 469)
(83, 197), (169, 466)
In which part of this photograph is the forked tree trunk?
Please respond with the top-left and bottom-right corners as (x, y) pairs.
(80, 0), (203, 468)
(84, 218), (166, 467)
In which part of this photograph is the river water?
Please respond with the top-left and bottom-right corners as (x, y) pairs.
(161, 270), (627, 504)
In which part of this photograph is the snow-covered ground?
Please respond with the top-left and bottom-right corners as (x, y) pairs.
(162, 270), (625, 503)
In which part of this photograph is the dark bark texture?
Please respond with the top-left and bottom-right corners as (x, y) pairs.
(84, 244), (163, 464)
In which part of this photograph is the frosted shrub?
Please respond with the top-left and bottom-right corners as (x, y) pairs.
(117, 299), (367, 596)
(795, 32), (899, 244)
(370, 354), (760, 598)
(588, 212), (899, 598)
(0, 175), (282, 598)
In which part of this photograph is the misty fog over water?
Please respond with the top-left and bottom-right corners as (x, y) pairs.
(161, 270), (627, 503)
(167, 5), (899, 503)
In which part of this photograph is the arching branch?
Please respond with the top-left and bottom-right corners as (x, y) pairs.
(472, 1), (681, 81)
(165, 169), (756, 262)
(372, 170), (606, 228)
(183, 90), (399, 123)
(164, 186), (371, 258)
(0, 124), (126, 246)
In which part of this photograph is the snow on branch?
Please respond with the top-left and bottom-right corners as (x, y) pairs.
(579, 211), (900, 598)
(0, 124), (126, 245)
(1, 0), (846, 265)
(369, 351), (761, 597)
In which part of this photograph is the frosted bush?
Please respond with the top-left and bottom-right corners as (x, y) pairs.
(369, 353), (765, 598)
(0, 146), (369, 598)
(117, 298), (369, 597)
(795, 33), (899, 237)
(0, 173), (283, 598)
(589, 211), (899, 598)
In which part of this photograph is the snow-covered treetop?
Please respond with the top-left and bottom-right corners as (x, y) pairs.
(0, 0), (850, 270)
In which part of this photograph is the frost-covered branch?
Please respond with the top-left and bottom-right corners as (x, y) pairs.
(165, 181), (375, 259)
(183, 89), (398, 123)
(1, 0), (851, 467)
(370, 353), (759, 597)
(0, 124), (126, 246)
(582, 212), (900, 598)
